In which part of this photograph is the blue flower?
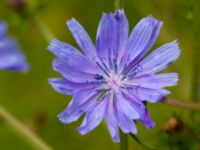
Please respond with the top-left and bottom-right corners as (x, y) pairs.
(0, 21), (29, 71)
(48, 10), (180, 142)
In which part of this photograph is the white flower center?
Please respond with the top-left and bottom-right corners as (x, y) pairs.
(105, 71), (123, 91)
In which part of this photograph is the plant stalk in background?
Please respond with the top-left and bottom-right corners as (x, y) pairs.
(0, 105), (53, 150)
(120, 130), (128, 150)
(115, 0), (124, 9)
(191, 0), (200, 102)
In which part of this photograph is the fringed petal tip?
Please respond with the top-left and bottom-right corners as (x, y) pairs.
(133, 15), (163, 33)
(48, 78), (72, 95)
(146, 121), (155, 129)
(66, 17), (96, 58)
(57, 112), (66, 123)
(47, 38), (62, 54)
(139, 118), (156, 129)
(47, 38), (56, 49)
(57, 108), (78, 124)
(168, 40), (181, 56)
(100, 9), (126, 22)
(66, 18), (77, 31)
(139, 108), (156, 129)
(114, 9), (126, 20)
(57, 111), (71, 124)
(145, 15), (163, 23)
(48, 38), (79, 58)
(77, 126), (87, 135)
(77, 122), (98, 135)
(156, 90), (171, 102)
(66, 17), (76, 26)
(112, 134), (120, 143)
(150, 90), (171, 103)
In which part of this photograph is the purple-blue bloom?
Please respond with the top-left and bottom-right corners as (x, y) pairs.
(0, 21), (29, 71)
(48, 10), (180, 142)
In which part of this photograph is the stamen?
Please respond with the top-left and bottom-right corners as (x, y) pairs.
(90, 80), (107, 85)
(102, 61), (110, 73)
(113, 58), (118, 74)
(108, 50), (113, 70)
(121, 63), (127, 74)
(95, 74), (104, 80)
(121, 75), (126, 81)
(96, 89), (110, 101)
(96, 62), (110, 77)
(96, 88), (107, 92)
(127, 64), (143, 77)
(96, 87), (110, 92)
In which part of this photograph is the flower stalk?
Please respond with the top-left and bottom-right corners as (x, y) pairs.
(161, 97), (200, 110)
(115, 0), (125, 10)
(32, 16), (54, 43)
(0, 105), (53, 150)
(120, 130), (128, 150)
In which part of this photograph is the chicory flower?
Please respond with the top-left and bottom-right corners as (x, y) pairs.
(48, 10), (180, 142)
(0, 21), (29, 71)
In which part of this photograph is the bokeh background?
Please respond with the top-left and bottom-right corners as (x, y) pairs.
(0, 0), (199, 149)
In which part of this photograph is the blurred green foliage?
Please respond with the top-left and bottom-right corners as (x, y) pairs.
(0, 0), (199, 149)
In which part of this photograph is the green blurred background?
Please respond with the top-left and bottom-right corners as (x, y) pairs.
(0, 0), (199, 149)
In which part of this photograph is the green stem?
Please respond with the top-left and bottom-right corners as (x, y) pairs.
(115, 0), (125, 10)
(32, 16), (54, 43)
(120, 130), (128, 150)
(191, 0), (200, 102)
(0, 105), (53, 150)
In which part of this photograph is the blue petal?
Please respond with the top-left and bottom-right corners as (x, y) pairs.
(123, 93), (155, 128)
(78, 93), (109, 135)
(104, 95), (120, 142)
(134, 41), (180, 74)
(114, 96), (137, 134)
(124, 16), (162, 71)
(48, 38), (82, 58)
(67, 18), (96, 58)
(58, 89), (99, 124)
(96, 10), (129, 63)
(53, 59), (97, 83)
(115, 92), (140, 120)
(48, 78), (93, 95)
(127, 87), (170, 103)
(115, 111), (137, 134)
(139, 108), (155, 129)
(126, 73), (178, 89)
(48, 39), (101, 74)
